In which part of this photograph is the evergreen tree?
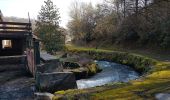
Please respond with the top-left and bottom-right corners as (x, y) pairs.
(35, 0), (64, 53)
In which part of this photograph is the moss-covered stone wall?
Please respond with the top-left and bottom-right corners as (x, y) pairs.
(67, 47), (157, 74)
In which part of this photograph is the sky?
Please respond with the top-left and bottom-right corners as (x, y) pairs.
(0, 0), (103, 28)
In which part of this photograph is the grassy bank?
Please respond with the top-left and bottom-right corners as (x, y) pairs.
(68, 44), (170, 61)
(53, 45), (170, 100)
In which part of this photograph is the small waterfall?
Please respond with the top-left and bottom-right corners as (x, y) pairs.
(76, 61), (139, 89)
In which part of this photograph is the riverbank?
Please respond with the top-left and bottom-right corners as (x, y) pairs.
(65, 45), (157, 74)
(52, 45), (170, 100)
(66, 45), (170, 62)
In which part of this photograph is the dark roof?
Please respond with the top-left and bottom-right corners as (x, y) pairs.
(0, 21), (32, 38)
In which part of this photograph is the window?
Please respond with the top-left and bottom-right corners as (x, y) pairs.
(2, 40), (12, 49)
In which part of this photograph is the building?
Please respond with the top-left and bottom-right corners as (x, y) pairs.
(0, 20), (31, 56)
(0, 11), (40, 76)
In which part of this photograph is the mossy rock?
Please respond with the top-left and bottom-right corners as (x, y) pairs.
(86, 63), (102, 76)
(66, 63), (102, 80)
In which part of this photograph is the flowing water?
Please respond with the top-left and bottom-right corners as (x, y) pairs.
(77, 61), (139, 89)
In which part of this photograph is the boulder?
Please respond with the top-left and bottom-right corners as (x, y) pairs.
(36, 72), (77, 93)
(40, 52), (57, 63)
(36, 60), (63, 73)
(60, 56), (93, 69)
(64, 68), (88, 80)
(60, 57), (81, 69)
(63, 63), (102, 80)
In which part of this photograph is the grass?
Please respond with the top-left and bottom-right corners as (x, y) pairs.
(52, 45), (170, 100)
(66, 44), (114, 53)
(66, 44), (170, 62)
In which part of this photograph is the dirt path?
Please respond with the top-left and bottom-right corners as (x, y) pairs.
(0, 65), (35, 100)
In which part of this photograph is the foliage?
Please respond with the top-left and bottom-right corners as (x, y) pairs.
(35, 0), (65, 53)
(68, 2), (96, 43)
(68, 0), (170, 50)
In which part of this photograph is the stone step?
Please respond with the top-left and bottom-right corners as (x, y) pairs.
(0, 64), (26, 72)
(0, 55), (26, 65)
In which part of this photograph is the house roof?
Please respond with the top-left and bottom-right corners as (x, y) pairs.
(0, 21), (32, 38)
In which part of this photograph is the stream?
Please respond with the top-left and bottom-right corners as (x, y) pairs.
(76, 61), (139, 89)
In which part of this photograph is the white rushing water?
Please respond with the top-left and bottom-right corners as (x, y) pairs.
(76, 61), (139, 89)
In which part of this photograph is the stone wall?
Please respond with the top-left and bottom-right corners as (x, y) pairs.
(36, 60), (63, 73)
(36, 72), (77, 93)
(36, 53), (77, 93)
(0, 55), (26, 65)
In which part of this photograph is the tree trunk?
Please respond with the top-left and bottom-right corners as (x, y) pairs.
(135, 0), (139, 15)
(123, 0), (126, 18)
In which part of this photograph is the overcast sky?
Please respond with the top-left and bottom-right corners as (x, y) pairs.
(0, 0), (103, 28)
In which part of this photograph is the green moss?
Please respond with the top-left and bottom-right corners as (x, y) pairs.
(91, 69), (170, 100)
(63, 63), (101, 80)
(55, 90), (66, 95)
(88, 64), (97, 73)
(87, 63), (102, 76)
(53, 89), (89, 100)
